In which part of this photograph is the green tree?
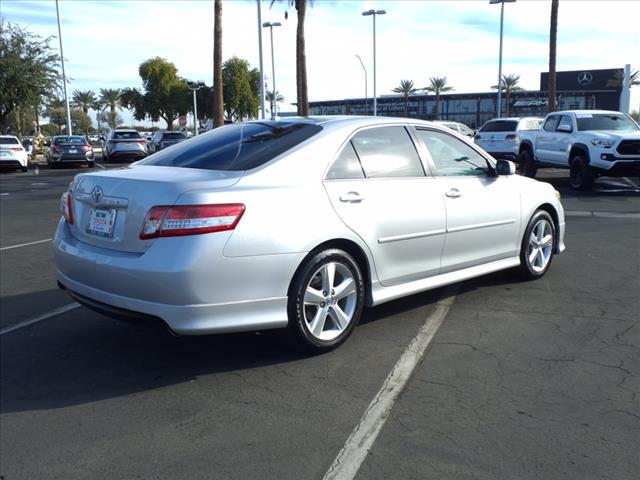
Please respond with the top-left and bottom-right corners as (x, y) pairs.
(266, 90), (284, 117)
(392, 80), (417, 117)
(97, 110), (124, 129)
(99, 88), (123, 129)
(71, 110), (92, 134)
(547, 0), (559, 112)
(423, 76), (453, 120)
(71, 90), (97, 115)
(43, 98), (66, 133)
(213, 0), (224, 127)
(222, 57), (260, 121)
(492, 74), (523, 117)
(271, 0), (311, 116)
(0, 21), (60, 135)
(606, 69), (640, 89)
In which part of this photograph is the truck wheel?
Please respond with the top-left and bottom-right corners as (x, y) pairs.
(518, 149), (537, 178)
(569, 156), (595, 191)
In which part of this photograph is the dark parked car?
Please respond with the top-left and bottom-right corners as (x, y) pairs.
(47, 135), (95, 168)
(148, 131), (188, 154)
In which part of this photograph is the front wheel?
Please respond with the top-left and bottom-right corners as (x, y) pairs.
(569, 156), (595, 191)
(518, 149), (537, 178)
(519, 210), (556, 280)
(287, 249), (365, 353)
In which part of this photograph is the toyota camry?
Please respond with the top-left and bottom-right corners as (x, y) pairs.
(53, 116), (565, 352)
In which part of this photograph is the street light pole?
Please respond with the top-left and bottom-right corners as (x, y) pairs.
(262, 21), (282, 120)
(355, 54), (368, 114)
(55, 0), (72, 135)
(187, 81), (205, 136)
(362, 9), (386, 116)
(491, 0), (516, 117)
(257, 0), (266, 120)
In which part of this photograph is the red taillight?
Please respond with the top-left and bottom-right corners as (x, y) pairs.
(140, 204), (245, 239)
(82, 144), (92, 151)
(137, 140), (146, 145)
(61, 191), (74, 225)
(505, 134), (519, 141)
(10, 146), (24, 152)
(52, 144), (61, 152)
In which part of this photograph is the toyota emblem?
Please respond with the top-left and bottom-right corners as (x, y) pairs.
(577, 71), (593, 86)
(91, 185), (104, 204)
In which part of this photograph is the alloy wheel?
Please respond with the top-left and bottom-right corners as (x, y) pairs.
(527, 218), (554, 273)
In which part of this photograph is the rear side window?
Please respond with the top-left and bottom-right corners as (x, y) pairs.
(326, 142), (365, 180)
(0, 137), (19, 145)
(113, 131), (141, 139)
(163, 132), (186, 139)
(140, 121), (322, 171)
(350, 126), (424, 178)
(479, 120), (517, 132)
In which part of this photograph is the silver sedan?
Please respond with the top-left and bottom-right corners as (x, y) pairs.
(54, 116), (565, 352)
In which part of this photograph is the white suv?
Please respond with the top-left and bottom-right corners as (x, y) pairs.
(474, 117), (544, 161)
(0, 135), (28, 172)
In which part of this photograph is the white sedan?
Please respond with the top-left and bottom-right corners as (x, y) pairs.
(0, 135), (29, 172)
(54, 116), (565, 352)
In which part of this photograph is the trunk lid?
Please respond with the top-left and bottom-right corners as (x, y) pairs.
(69, 165), (243, 253)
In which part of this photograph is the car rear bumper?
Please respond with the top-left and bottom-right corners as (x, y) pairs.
(53, 219), (303, 334)
(487, 151), (518, 161)
(52, 153), (94, 162)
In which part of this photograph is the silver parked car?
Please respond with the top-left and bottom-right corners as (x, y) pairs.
(102, 129), (148, 163)
(54, 117), (565, 352)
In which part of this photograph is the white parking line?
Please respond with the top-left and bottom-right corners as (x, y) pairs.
(0, 238), (52, 252)
(0, 302), (80, 336)
(94, 161), (106, 169)
(323, 288), (457, 480)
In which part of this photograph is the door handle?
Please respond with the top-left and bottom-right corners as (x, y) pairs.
(445, 188), (461, 198)
(339, 192), (364, 203)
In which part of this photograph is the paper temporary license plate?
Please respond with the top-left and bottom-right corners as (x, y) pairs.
(87, 208), (117, 238)
(69, 148), (78, 153)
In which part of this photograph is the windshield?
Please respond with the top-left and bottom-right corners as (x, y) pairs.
(140, 121), (322, 171)
(577, 113), (639, 132)
(113, 131), (142, 139)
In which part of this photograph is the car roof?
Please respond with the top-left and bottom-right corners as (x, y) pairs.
(0, 135), (19, 139)
(551, 110), (624, 115)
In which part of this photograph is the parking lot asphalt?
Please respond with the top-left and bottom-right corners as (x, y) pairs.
(0, 165), (638, 480)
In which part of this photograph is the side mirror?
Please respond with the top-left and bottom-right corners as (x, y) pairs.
(557, 124), (572, 133)
(496, 159), (516, 176)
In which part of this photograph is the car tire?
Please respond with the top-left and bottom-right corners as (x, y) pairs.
(518, 149), (537, 178)
(21, 165), (28, 172)
(103, 151), (110, 163)
(518, 210), (556, 280)
(569, 155), (595, 191)
(87, 161), (94, 168)
(287, 249), (365, 353)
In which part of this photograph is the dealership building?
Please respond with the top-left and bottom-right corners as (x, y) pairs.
(308, 68), (627, 129)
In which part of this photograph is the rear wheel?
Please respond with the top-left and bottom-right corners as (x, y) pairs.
(21, 165), (27, 172)
(569, 155), (595, 191)
(518, 149), (537, 178)
(287, 249), (364, 353)
(87, 161), (94, 168)
(519, 210), (556, 280)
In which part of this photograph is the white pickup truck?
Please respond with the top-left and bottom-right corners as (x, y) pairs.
(517, 110), (640, 190)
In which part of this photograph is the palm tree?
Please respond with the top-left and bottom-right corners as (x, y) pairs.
(99, 88), (122, 129)
(547, 0), (559, 113)
(492, 74), (523, 117)
(392, 80), (417, 117)
(606, 69), (640, 89)
(271, 0), (310, 116)
(423, 76), (453, 120)
(71, 90), (97, 115)
(266, 90), (284, 117)
(213, 0), (224, 127)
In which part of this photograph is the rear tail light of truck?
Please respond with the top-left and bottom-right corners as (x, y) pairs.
(505, 134), (519, 142)
(140, 204), (245, 239)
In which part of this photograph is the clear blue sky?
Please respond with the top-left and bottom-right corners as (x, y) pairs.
(3, 0), (639, 126)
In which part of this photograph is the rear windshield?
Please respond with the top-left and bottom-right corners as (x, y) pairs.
(162, 132), (186, 139)
(480, 120), (518, 132)
(54, 136), (85, 144)
(576, 114), (639, 132)
(113, 131), (141, 139)
(0, 137), (19, 145)
(140, 121), (323, 171)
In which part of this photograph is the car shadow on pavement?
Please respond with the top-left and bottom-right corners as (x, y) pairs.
(536, 173), (640, 199)
(0, 284), (473, 413)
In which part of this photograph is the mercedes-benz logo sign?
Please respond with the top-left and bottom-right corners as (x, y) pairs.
(577, 71), (593, 86)
(91, 185), (103, 204)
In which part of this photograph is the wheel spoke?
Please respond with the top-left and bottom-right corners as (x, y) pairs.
(529, 248), (539, 266)
(328, 305), (350, 331)
(322, 263), (336, 293)
(309, 307), (329, 337)
(334, 277), (356, 301)
(536, 248), (545, 268)
(529, 232), (538, 247)
(304, 286), (325, 306)
(540, 234), (553, 248)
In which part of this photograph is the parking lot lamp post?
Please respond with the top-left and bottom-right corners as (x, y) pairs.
(55, 0), (72, 135)
(257, 0), (266, 120)
(187, 81), (205, 136)
(355, 54), (368, 114)
(362, 9), (386, 116)
(262, 21), (282, 120)
(490, 0), (516, 118)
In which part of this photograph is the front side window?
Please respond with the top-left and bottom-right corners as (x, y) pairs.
(140, 121), (322, 171)
(350, 126), (424, 178)
(543, 116), (560, 132)
(326, 142), (365, 180)
(557, 116), (573, 132)
(416, 129), (489, 177)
